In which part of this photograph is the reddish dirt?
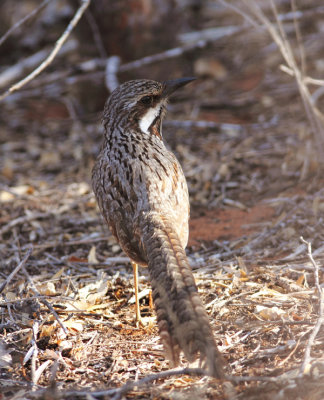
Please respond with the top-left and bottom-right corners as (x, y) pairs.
(189, 203), (275, 246)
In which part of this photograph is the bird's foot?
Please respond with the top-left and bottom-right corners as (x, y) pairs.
(135, 315), (145, 328)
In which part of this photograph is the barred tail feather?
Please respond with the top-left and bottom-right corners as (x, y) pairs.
(140, 213), (224, 378)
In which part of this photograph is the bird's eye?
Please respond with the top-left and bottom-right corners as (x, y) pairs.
(140, 96), (152, 106)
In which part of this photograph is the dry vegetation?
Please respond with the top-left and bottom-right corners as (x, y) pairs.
(0, 1), (324, 399)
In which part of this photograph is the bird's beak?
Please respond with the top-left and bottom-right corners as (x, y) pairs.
(162, 77), (196, 98)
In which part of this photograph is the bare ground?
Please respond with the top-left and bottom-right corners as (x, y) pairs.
(1, 1), (324, 399)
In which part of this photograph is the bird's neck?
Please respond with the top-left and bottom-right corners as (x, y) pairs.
(103, 117), (164, 147)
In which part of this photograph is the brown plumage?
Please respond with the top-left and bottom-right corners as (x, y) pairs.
(92, 78), (224, 378)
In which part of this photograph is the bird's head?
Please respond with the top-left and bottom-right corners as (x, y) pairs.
(103, 78), (196, 138)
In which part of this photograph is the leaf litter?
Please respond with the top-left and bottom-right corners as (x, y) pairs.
(1, 1), (324, 399)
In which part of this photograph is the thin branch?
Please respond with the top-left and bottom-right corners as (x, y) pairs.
(0, 0), (52, 47)
(291, 0), (306, 76)
(229, 0), (324, 159)
(34, 360), (52, 386)
(0, 0), (91, 102)
(164, 116), (277, 131)
(305, 77), (324, 87)
(1, 39), (209, 100)
(312, 86), (324, 107)
(119, 40), (207, 72)
(280, 65), (324, 86)
(31, 321), (40, 386)
(0, 247), (33, 294)
(0, 41), (77, 90)
(299, 237), (324, 375)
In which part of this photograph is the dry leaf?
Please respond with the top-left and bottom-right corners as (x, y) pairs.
(296, 274), (305, 287)
(255, 305), (287, 321)
(51, 267), (65, 280)
(78, 278), (108, 305)
(43, 349), (60, 360)
(194, 57), (227, 80)
(88, 246), (99, 264)
(0, 191), (15, 202)
(68, 299), (91, 311)
(12, 185), (34, 195)
(39, 324), (57, 338)
(251, 287), (290, 300)
(5, 292), (16, 301)
(64, 320), (84, 332)
(58, 340), (73, 351)
(291, 312), (304, 321)
(154, 359), (161, 367)
(39, 151), (61, 167)
(36, 282), (56, 296)
(76, 182), (90, 195)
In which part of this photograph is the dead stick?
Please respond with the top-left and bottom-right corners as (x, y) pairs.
(31, 320), (40, 386)
(119, 40), (207, 73)
(63, 368), (280, 399)
(299, 237), (324, 375)
(0, 0), (91, 101)
(0, 247), (33, 294)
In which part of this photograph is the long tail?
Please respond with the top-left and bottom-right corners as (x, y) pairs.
(139, 213), (224, 378)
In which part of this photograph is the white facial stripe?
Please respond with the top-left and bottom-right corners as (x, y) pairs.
(139, 104), (161, 134)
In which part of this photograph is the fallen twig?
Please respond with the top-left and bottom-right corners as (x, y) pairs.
(299, 237), (324, 375)
(0, 246), (33, 294)
(31, 321), (40, 386)
(178, 26), (243, 44)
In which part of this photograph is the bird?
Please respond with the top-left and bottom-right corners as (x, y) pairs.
(92, 78), (224, 378)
